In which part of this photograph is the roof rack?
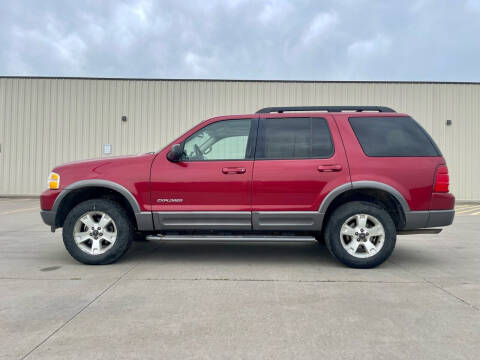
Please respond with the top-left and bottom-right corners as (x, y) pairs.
(256, 106), (396, 114)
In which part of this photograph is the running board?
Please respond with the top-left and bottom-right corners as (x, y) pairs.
(398, 228), (442, 235)
(145, 235), (316, 242)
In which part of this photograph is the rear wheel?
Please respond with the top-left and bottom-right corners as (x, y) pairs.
(325, 201), (396, 268)
(63, 199), (133, 265)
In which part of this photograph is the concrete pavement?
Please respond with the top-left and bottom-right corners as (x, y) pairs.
(1, 199), (479, 359)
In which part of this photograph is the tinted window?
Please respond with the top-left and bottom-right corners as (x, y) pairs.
(182, 119), (252, 161)
(258, 117), (334, 159)
(349, 116), (440, 157)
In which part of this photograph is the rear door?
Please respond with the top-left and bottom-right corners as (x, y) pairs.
(251, 115), (350, 230)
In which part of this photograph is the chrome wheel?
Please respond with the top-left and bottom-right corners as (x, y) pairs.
(73, 211), (117, 255)
(340, 213), (385, 258)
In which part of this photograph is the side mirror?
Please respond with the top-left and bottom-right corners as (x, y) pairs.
(166, 143), (184, 162)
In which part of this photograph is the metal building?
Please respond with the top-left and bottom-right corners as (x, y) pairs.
(0, 77), (478, 200)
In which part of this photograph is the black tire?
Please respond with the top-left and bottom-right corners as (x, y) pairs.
(314, 232), (325, 245)
(133, 231), (147, 242)
(63, 199), (134, 265)
(325, 201), (396, 268)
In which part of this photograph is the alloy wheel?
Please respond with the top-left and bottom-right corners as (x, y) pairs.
(73, 211), (117, 255)
(339, 213), (385, 258)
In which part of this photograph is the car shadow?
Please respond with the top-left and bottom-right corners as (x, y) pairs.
(124, 240), (339, 266)
(121, 239), (445, 270)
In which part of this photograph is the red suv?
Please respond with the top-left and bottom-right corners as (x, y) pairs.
(40, 106), (455, 268)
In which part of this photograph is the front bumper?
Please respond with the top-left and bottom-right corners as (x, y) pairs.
(40, 189), (62, 232)
(41, 189), (62, 210)
(40, 210), (57, 232)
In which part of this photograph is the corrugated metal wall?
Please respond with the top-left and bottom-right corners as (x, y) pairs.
(0, 77), (478, 200)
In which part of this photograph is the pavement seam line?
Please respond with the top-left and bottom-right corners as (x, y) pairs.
(424, 279), (480, 312)
(389, 259), (479, 312)
(0, 277), (425, 284)
(0, 207), (38, 215)
(121, 277), (424, 284)
(0, 224), (44, 234)
(20, 262), (140, 360)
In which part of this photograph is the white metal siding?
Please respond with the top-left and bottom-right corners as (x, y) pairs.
(0, 77), (478, 200)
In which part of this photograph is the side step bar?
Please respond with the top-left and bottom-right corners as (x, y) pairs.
(145, 229), (442, 242)
(145, 235), (316, 242)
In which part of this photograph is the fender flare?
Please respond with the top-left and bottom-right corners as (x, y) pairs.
(318, 181), (410, 214)
(52, 179), (141, 213)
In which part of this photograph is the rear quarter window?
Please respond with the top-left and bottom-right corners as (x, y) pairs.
(349, 116), (441, 157)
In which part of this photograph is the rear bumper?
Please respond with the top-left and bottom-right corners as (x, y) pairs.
(40, 210), (57, 232)
(427, 209), (455, 227)
(404, 209), (455, 230)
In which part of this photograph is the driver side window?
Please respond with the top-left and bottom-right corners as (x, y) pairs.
(182, 119), (252, 161)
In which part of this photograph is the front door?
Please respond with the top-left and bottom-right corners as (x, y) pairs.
(150, 118), (257, 230)
(251, 115), (350, 230)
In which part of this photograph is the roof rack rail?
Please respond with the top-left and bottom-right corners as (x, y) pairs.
(256, 106), (396, 114)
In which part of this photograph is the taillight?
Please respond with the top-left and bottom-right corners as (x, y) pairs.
(433, 165), (449, 193)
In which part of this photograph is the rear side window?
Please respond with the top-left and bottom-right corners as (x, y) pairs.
(257, 117), (334, 159)
(349, 116), (440, 157)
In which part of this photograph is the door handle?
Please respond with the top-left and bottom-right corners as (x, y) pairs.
(317, 164), (342, 172)
(222, 167), (246, 174)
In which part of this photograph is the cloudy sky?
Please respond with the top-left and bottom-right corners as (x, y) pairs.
(1, 0), (479, 81)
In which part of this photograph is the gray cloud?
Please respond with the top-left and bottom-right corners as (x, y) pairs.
(1, 0), (479, 81)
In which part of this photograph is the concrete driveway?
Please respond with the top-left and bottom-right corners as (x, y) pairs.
(1, 199), (479, 359)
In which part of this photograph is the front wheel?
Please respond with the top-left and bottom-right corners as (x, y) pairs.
(325, 201), (396, 268)
(63, 199), (134, 265)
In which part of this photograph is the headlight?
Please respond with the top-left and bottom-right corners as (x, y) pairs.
(48, 172), (60, 190)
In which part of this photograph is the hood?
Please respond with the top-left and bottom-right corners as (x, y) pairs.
(52, 153), (155, 190)
(57, 152), (155, 168)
